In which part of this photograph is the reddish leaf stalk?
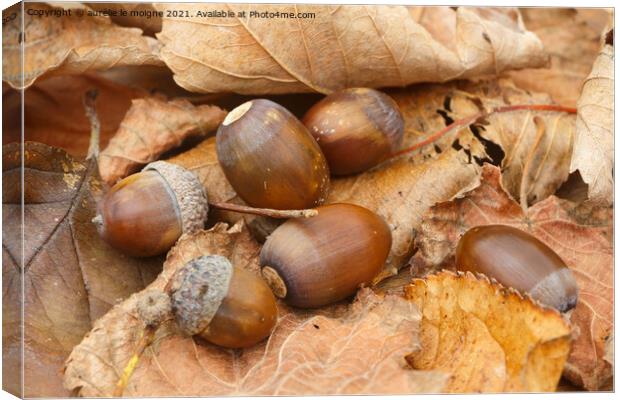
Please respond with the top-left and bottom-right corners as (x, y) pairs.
(391, 103), (577, 158)
(209, 201), (318, 218)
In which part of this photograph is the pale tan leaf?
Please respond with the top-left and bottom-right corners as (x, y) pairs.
(409, 165), (613, 390)
(155, 5), (547, 95)
(63, 222), (448, 396)
(98, 96), (227, 185)
(405, 271), (572, 392)
(2, 3), (163, 90)
(507, 8), (611, 107)
(569, 36), (614, 206)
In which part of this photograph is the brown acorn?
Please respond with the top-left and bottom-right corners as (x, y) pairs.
(302, 88), (404, 175)
(216, 99), (330, 210)
(259, 203), (392, 308)
(170, 255), (278, 348)
(456, 225), (579, 312)
(94, 161), (207, 257)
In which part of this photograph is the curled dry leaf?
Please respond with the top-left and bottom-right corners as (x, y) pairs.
(2, 3), (163, 90)
(409, 165), (613, 390)
(507, 8), (611, 107)
(64, 222), (448, 396)
(405, 270), (572, 392)
(98, 96), (227, 185)
(2, 74), (147, 157)
(569, 35), (614, 206)
(2, 142), (161, 397)
(155, 5), (547, 94)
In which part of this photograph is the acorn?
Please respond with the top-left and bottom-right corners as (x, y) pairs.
(93, 161), (207, 257)
(216, 99), (330, 210)
(259, 203), (392, 308)
(302, 88), (404, 175)
(456, 225), (579, 312)
(170, 255), (278, 348)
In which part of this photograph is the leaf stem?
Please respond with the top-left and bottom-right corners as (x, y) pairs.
(391, 103), (577, 159)
(113, 326), (156, 397)
(83, 89), (100, 161)
(209, 201), (318, 218)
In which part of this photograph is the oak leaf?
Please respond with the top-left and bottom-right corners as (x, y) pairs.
(98, 96), (227, 185)
(63, 222), (447, 396)
(409, 165), (613, 390)
(405, 270), (572, 392)
(155, 5), (547, 94)
(507, 8), (611, 107)
(2, 3), (163, 90)
(569, 33), (614, 206)
(2, 74), (147, 157)
(2, 142), (161, 397)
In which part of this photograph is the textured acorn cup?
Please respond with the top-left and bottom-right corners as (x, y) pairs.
(94, 161), (208, 257)
(216, 99), (330, 210)
(170, 255), (278, 348)
(259, 203), (392, 308)
(302, 88), (404, 175)
(455, 225), (579, 312)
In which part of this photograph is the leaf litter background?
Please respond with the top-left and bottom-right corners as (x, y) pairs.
(1, 3), (614, 397)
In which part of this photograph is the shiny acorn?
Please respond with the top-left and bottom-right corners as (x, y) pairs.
(260, 203), (392, 308)
(302, 88), (404, 175)
(94, 161), (207, 257)
(216, 99), (330, 210)
(170, 255), (278, 348)
(456, 225), (579, 312)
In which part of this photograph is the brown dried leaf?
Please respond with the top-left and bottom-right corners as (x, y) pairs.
(569, 36), (614, 206)
(2, 142), (161, 397)
(409, 165), (613, 390)
(98, 96), (227, 185)
(405, 271), (572, 392)
(2, 3), (163, 90)
(156, 5), (547, 95)
(507, 8), (611, 106)
(64, 222), (447, 396)
(327, 79), (574, 280)
(2, 74), (147, 157)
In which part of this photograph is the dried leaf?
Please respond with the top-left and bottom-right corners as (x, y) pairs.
(327, 79), (575, 280)
(86, 2), (163, 36)
(569, 36), (614, 206)
(2, 3), (163, 90)
(507, 8), (611, 106)
(155, 5), (547, 95)
(2, 74), (147, 157)
(405, 271), (572, 392)
(64, 222), (447, 396)
(409, 165), (613, 390)
(2, 142), (161, 396)
(98, 96), (227, 185)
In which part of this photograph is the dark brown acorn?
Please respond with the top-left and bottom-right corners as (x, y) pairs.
(456, 225), (579, 312)
(94, 161), (207, 257)
(170, 255), (278, 349)
(216, 99), (330, 210)
(260, 203), (392, 308)
(302, 88), (404, 175)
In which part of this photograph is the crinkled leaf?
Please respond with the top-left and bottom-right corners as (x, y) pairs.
(507, 8), (611, 107)
(98, 96), (227, 185)
(2, 3), (163, 89)
(2, 75), (147, 157)
(405, 270), (572, 392)
(409, 165), (613, 390)
(64, 222), (447, 396)
(2, 143), (161, 397)
(570, 35), (614, 206)
(155, 5), (547, 94)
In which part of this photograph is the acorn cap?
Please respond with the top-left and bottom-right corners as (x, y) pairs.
(170, 255), (233, 336)
(143, 161), (208, 234)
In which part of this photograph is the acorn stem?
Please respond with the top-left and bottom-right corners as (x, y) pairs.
(209, 201), (318, 219)
(390, 103), (577, 159)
